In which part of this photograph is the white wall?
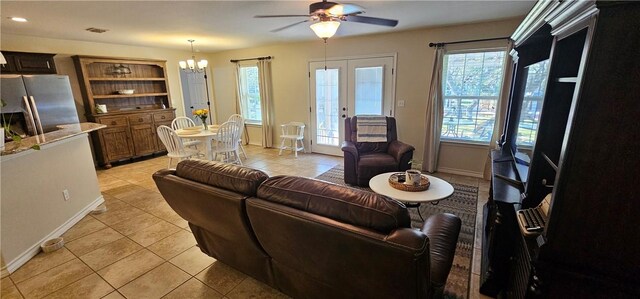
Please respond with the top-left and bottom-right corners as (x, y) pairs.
(206, 17), (522, 176)
(1, 135), (103, 273)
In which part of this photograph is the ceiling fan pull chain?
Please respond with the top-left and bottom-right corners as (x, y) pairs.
(324, 38), (328, 71)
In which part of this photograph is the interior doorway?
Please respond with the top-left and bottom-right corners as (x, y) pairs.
(309, 55), (395, 156)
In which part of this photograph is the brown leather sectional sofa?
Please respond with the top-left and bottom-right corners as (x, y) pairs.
(153, 160), (461, 299)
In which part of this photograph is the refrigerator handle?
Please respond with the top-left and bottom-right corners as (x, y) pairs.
(22, 96), (39, 136)
(29, 96), (45, 135)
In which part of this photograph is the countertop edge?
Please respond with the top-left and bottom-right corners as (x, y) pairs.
(1, 122), (106, 157)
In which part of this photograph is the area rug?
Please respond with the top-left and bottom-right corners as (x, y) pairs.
(315, 165), (477, 299)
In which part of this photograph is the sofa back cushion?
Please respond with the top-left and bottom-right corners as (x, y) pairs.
(257, 176), (410, 233)
(176, 159), (268, 196)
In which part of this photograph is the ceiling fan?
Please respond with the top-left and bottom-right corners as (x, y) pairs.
(255, 0), (399, 39)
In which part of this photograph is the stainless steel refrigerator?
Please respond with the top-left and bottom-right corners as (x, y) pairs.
(1, 74), (80, 135)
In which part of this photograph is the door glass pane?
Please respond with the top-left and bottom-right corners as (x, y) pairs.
(354, 66), (383, 115)
(315, 68), (340, 146)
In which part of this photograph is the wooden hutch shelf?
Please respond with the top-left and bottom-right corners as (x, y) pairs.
(73, 55), (176, 168)
(92, 93), (169, 99)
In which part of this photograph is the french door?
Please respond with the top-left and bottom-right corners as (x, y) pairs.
(309, 56), (395, 156)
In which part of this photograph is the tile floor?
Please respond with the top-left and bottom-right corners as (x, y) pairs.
(1, 145), (491, 299)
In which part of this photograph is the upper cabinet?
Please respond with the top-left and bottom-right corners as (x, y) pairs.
(72, 56), (172, 117)
(1, 51), (57, 74)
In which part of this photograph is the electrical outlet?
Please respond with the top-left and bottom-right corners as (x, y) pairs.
(397, 100), (405, 107)
(63, 189), (70, 201)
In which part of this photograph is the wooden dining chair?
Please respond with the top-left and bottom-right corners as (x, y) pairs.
(171, 116), (202, 149)
(157, 125), (200, 168)
(211, 121), (242, 165)
(227, 114), (247, 159)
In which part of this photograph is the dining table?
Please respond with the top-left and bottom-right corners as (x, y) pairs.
(175, 125), (219, 161)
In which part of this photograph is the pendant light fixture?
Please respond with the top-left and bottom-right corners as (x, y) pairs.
(179, 39), (208, 72)
(310, 20), (340, 39)
(179, 39), (212, 123)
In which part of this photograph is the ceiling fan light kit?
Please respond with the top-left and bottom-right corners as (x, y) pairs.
(310, 21), (340, 39)
(256, 0), (398, 40)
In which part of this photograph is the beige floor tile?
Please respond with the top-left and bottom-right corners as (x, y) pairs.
(147, 230), (196, 260)
(195, 262), (247, 295)
(123, 192), (164, 211)
(16, 259), (92, 299)
(165, 215), (189, 229)
(101, 184), (147, 199)
(61, 216), (107, 242)
(102, 199), (132, 213)
(10, 248), (76, 283)
(127, 221), (181, 247)
(472, 248), (482, 275)
(109, 212), (162, 236)
(1, 286), (23, 299)
(92, 206), (146, 226)
(162, 278), (223, 299)
(169, 246), (215, 276)
(42, 273), (113, 299)
(80, 238), (143, 271)
(118, 263), (189, 299)
(226, 277), (288, 299)
(65, 228), (124, 256)
(102, 291), (125, 299)
(469, 273), (481, 299)
(97, 249), (163, 288)
(100, 180), (130, 193)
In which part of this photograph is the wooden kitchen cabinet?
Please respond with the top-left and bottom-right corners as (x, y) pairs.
(1, 51), (57, 74)
(73, 55), (175, 167)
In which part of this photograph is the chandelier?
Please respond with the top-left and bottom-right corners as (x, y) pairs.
(179, 40), (208, 72)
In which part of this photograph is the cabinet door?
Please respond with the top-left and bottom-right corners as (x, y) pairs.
(13, 53), (57, 74)
(131, 123), (158, 156)
(154, 121), (172, 151)
(102, 127), (134, 161)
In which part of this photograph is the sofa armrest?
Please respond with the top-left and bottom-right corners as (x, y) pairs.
(341, 141), (359, 161)
(388, 140), (415, 164)
(421, 213), (461, 289)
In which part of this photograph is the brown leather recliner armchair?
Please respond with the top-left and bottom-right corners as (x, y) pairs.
(342, 116), (415, 186)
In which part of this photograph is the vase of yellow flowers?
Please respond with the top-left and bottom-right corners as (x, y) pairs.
(193, 109), (209, 130)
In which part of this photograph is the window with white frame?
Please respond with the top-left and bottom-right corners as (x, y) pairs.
(238, 64), (262, 124)
(441, 50), (506, 143)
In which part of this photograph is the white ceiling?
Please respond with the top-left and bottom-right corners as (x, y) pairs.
(1, 1), (534, 53)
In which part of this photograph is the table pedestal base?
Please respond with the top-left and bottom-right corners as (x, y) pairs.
(405, 201), (440, 222)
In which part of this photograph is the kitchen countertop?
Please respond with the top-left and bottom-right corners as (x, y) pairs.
(1, 122), (106, 156)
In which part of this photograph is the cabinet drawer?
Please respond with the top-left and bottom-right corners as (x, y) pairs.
(128, 114), (153, 124)
(98, 117), (128, 127)
(153, 111), (174, 123)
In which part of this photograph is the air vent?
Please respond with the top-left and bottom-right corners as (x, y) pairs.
(85, 27), (109, 33)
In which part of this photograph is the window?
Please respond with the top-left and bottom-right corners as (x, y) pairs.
(238, 64), (262, 124)
(441, 50), (506, 143)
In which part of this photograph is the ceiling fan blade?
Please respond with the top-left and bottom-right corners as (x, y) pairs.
(344, 15), (398, 27)
(271, 20), (310, 33)
(327, 3), (365, 16)
(255, 15), (311, 18)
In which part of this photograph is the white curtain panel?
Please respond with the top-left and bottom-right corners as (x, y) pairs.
(257, 59), (274, 148)
(233, 63), (243, 117)
(483, 40), (516, 179)
(422, 46), (446, 173)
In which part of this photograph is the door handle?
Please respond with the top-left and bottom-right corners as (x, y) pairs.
(29, 96), (44, 135)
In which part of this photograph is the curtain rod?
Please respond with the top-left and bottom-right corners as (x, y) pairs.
(230, 56), (272, 63)
(428, 36), (510, 48)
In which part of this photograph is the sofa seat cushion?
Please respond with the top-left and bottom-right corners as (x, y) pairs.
(176, 160), (268, 196)
(357, 153), (399, 179)
(257, 176), (410, 233)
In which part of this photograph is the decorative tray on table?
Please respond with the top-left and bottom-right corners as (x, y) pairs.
(388, 173), (431, 192)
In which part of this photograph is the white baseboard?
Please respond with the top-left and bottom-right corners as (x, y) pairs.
(437, 166), (484, 178)
(2, 195), (105, 274)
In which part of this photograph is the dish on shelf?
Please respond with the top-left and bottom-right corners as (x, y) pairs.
(117, 89), (135, 95)
(183, 126), (203, 131)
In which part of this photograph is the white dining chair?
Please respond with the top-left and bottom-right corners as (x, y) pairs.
(278, 122), (306, 157)
(211, 121), (243, 165)
(227, 114), (247, 159)
(157, 125), (201, 168)
(171, 116), (203, 149)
